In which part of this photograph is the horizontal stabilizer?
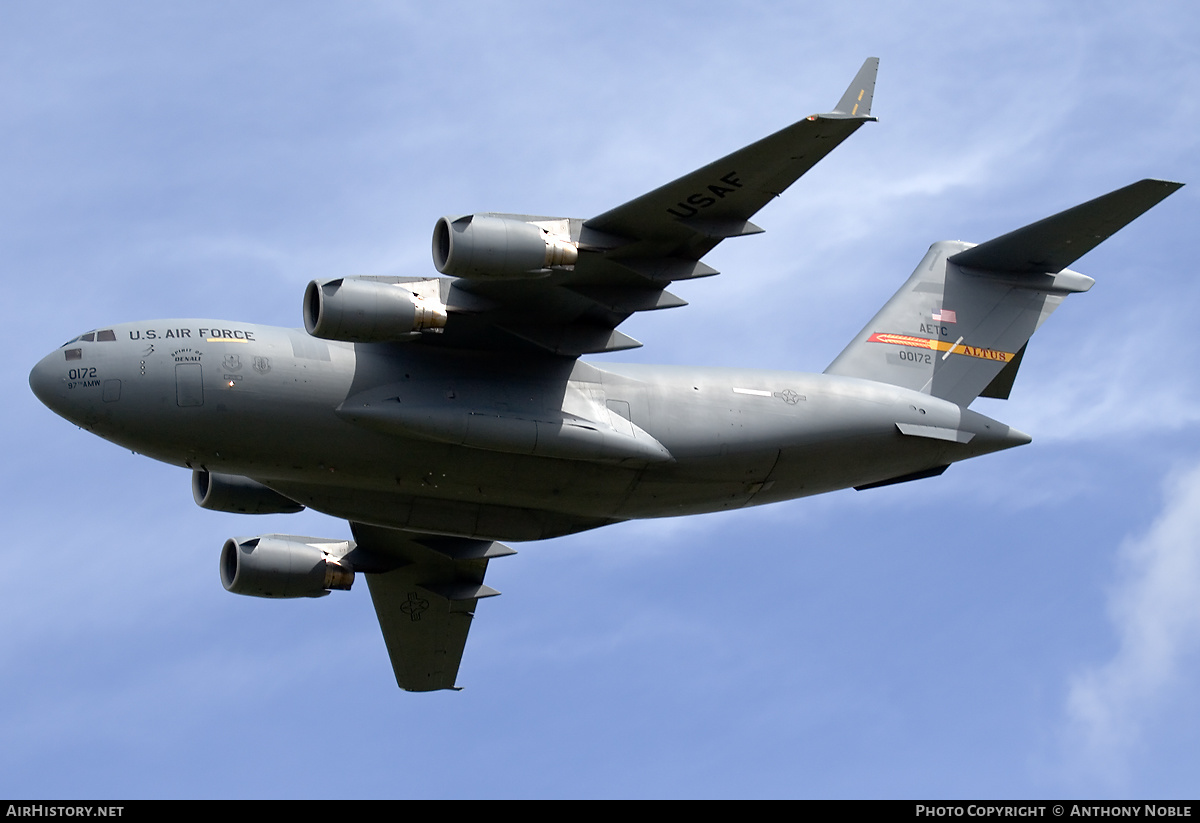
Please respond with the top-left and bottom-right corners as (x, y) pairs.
(950, 179), (1183, 274)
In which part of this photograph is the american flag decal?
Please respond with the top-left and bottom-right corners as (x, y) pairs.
(931, 309), (957, 323)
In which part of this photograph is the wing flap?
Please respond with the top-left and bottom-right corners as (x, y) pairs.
(565, 285), (688, 313)
(497, 322), (643, 355)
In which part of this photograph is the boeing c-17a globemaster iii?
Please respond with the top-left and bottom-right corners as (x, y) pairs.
(29, 59), (1182, 691)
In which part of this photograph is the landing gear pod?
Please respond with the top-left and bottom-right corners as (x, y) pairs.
(304, 278), (447, 342)
(432, 215), (577, 278)
(220, 535), (354, 599)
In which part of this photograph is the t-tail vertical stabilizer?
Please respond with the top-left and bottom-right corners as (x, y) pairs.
(824, 179), (1182, 406)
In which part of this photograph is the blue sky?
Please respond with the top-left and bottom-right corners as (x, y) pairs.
(3, 1), (1198, 799)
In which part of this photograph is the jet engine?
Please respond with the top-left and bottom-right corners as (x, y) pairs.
(304, 277), (447, 342)
(220, 535), (354, 599)
(192, 470), (305, 514)
(432, 214), (577, 278)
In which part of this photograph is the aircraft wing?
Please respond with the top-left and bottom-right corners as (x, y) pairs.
(585, 56), (879, 258)
(349, 522), (515, 692)
(433, 58), (879, 356)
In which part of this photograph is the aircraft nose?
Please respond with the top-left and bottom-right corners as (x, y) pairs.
(29, 350), (63, 409)
(29, 348), (79, 424)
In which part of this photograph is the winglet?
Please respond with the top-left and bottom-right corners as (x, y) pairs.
(831, 57), (879, 119)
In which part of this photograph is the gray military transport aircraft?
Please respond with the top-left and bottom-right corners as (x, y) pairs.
(29, 58), (1182, 691)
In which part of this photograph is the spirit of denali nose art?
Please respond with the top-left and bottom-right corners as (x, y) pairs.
(30, 59), (1181, 691)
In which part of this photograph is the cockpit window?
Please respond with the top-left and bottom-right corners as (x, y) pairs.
(65, 349), (82, 361)
(61, 329), (116, 347)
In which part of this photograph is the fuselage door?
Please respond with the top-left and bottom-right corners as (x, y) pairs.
(176, 363), (204, 407)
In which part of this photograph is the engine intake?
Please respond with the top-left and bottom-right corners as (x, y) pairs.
(304, 278), (447, 343)
(192, 470), (304, 514)
(432, 215), (577, 278)
(220, 535), (354, 599)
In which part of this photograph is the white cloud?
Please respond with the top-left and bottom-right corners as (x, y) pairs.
(1061, 460), (1200, 785)
(975, 290), (1200, 444)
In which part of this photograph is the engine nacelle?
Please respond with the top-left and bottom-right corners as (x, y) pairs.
(432, 214), (577, 278)
(304, 278), (447, 342)
(192, 470), (305, 514)
(220, 535), (354, 599)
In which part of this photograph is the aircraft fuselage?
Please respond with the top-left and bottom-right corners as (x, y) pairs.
(30, 319), (1029, 541)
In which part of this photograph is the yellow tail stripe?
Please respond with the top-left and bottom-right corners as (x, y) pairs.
(867, 333), (1015, 363)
